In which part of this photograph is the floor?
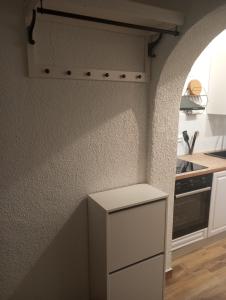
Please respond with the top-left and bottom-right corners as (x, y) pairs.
(165, 238), (226, 300)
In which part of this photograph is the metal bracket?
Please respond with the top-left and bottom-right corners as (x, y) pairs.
(148, 33), (163, 58)
(27, 9), (37, 45)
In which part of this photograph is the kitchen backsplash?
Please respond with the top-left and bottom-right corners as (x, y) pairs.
(177, 112), (226, 155)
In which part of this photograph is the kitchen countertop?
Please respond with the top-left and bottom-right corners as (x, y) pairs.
(176, 152), (226, 180)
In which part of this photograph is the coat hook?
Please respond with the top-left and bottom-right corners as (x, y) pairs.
(66, 70), (72, 75)
(104, 72), (110, 78)
(120, 74), (126, 79)
(44, 68), (50, 74)
(86, 71), (91, 76)
(136, 74), (142, 79)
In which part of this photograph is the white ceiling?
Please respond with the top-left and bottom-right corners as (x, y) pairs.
(33, 0), (185, 13)
(131, 0), (189, 12)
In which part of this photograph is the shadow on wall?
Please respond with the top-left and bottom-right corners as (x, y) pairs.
(1, 79), (146, 299)
(1, 1), (147, 300)
(9, 200), (89, 300)
(0, 1), (147, 193)
(2, 80), (146, 191)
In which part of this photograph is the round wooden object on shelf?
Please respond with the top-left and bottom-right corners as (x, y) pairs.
(188, 79), (202, 95)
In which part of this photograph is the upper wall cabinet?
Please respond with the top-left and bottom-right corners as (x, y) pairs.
(207, 44), (226, 115)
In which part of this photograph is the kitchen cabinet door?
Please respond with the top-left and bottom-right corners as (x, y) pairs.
(208, 171), (226, 236)
(109, 255), (164, 300)
(207, 44), (226, 115)
(107, 201), (166, 272)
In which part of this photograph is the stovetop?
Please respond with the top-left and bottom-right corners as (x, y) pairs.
(176, 159), (207, 174)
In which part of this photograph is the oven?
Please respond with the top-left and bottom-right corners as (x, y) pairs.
(173, 174), (213, 240)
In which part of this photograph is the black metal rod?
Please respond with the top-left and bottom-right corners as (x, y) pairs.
(37, 7), (179, 36)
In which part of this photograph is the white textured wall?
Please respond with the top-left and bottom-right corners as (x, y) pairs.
(147, 1), (226, 271)
(3, 1), (226, 299)
(0, 1), (147, 299)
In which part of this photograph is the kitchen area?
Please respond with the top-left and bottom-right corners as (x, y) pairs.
(172, 30), (226, 255)
(174, 151), (226, 251)
(164, 28), (226, 300)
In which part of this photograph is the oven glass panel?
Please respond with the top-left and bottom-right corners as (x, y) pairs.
(173, 190), (210, 239)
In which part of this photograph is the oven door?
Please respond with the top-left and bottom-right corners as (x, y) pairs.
(173, 187), (211, 239)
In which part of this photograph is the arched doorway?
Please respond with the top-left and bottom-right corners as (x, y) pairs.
(147, 4), (226, 271)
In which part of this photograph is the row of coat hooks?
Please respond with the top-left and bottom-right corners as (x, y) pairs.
(43, 68), (143, 79)
(39, 67), (146, 82)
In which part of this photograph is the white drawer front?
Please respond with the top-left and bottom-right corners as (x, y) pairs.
(109, 254), (164, 300)
(107, 200), (165, 272)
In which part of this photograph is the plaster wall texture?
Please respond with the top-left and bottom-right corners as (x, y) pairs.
(147, 0), (226, 270)
(2, 0), (226, 299)
(0, 1), (147, 299)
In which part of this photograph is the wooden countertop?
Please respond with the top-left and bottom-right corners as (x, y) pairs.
(176, 152), (226, 180)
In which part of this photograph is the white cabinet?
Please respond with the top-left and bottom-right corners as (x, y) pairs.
(207, 44), (226, 115)
(208, 171), (226, 236)
(88, 184), (168, 300)
(109, 255), (164, 300)
(108, 200), (166, 272)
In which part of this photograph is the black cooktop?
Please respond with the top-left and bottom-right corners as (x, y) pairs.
(176, 159), (207, 174)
